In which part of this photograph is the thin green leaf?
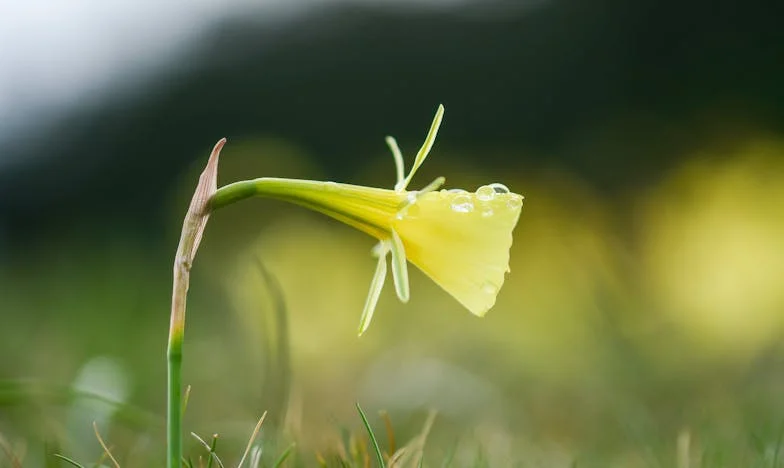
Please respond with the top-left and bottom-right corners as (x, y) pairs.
(272, 443), (296, 468)
(52, 454), (86, 468)
(191, 432), (225, 468)
(356, 403), (385, 468)
(207, 434), (218, 468)
(439, 439), (457, 468)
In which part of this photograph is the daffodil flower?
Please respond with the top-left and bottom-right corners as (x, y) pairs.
(209, 105), (524, 334)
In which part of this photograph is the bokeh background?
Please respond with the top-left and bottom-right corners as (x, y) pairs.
(1, 0), (784, 466)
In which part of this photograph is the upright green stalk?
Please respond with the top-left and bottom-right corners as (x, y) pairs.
(167, 139), (225, 468)
(166, 332), (183, 468)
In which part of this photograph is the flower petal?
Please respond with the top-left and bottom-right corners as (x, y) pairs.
(385, 136), (406, 188)
(396, 104), (444, 191)
(392, 186), (523, 316)
(359, 245), (389, 335)
(389, 228), (410, 303)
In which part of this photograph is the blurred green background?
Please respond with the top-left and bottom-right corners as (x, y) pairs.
(1, 0), (784, 465)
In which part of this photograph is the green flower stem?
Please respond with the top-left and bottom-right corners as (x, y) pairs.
(167, 328), (183, 468)
(210, 177), (370, 211)
(209, 178), (400, 240)
(167, 139), (224, 468)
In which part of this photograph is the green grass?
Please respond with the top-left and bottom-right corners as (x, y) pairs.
(3, 385), (784, 467)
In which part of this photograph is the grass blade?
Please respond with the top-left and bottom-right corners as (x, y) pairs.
(207, 434), (218, 468)
(356, 403), (385, 468)
(181, 385), (192, 416)
(0, 432), (21, 468)
(237, 412), (268, 468)
(380, 411), (396, 456)
(92, 421), (120, 468)
(191, 432), (225, 468)
(273, 443), (296, 468)
(52, 454), (86, 468)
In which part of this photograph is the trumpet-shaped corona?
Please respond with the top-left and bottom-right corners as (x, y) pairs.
(209, 105), (524, 334)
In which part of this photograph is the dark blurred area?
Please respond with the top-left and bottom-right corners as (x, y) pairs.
(2, 0), (781, 238)
(1, 0), (784, 465)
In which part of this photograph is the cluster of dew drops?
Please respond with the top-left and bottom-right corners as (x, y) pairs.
(446, 183), (523, 216)
(396, 182), (523, 220)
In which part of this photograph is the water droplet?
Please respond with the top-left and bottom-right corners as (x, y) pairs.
(450, 194), (474, 213)
(506, 196), (523, 210)
(475, 185), (496, 201)
(481, 208), (494, 217)
(488, 183), (510, 194)
(482, 282), (498, 295)
(447, 188), (468, 194)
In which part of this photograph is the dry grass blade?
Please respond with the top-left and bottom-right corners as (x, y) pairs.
(380, 411), (396, 456)
(236, 411), (268, 468)
(389, 411), (437, 468)
(0, 432), (22, 468)
(182, 384), (192, 415)
(93, 421), (121, 468)
(387, 448), (407, 468)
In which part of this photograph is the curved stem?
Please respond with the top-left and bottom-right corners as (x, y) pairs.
(209, 178), (401, 241)
(167, 138), (224, 468)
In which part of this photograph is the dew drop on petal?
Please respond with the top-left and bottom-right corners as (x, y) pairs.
(447, 188), (469, 194)
(451, 194), (474, 213)
(488, 183), (510, 194)
(506, 196), (523, 210)
(481, 207), (494, 217)
(475, 185), (496, 201)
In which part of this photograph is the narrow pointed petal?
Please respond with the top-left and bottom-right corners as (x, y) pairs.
(358, 249), (388, 335)
(416, 176), (446, 195)
(389, 229), (410, 303)
(398, 104), (444, 191)
(385, 136), (406, 189)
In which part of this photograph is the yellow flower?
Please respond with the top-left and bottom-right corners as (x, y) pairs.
(210, 105), (524, 334)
